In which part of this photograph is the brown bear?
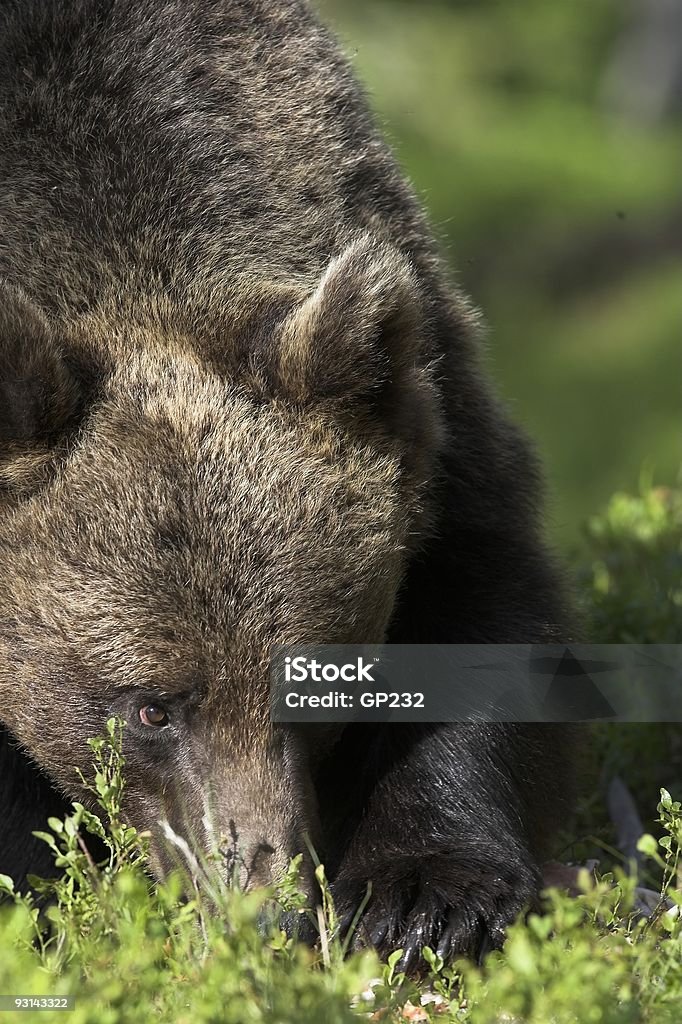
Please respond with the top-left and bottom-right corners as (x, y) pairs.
(0, 0), (573, 967)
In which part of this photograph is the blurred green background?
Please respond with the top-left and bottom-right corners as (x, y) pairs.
(320, 0), (681, 551)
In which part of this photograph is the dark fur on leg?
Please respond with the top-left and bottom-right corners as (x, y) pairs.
(316, 446), (576, 967)
(0, 725), (72, 892)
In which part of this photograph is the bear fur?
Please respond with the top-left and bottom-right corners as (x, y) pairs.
(0, 0), (573, 964)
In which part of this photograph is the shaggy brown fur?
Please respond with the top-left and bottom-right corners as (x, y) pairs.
(0, 0), (573, 966)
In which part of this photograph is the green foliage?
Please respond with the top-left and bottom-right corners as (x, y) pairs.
(3, 766), (682, 1022)
(573, 483), (682, 858)
(458, 867), (680, 1024)
(578, 483), (682, 643)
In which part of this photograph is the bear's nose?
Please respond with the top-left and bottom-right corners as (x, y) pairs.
(236, 838), (276, 890)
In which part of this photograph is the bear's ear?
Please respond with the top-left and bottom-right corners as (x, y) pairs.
(0, 285), (80, 444)
(274, 235), (423, 404)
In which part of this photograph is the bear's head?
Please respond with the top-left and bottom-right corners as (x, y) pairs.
(0, 235), (442, 889)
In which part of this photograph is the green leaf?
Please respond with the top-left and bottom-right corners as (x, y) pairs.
(0, 873), (15, 894)
(32, 830), (58, 852)
(637, 834), (659, 858)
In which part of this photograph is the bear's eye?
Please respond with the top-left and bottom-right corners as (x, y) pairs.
(139, 704), (169, 728)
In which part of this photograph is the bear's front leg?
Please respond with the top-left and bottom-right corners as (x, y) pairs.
(327, 723), (551, 970)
